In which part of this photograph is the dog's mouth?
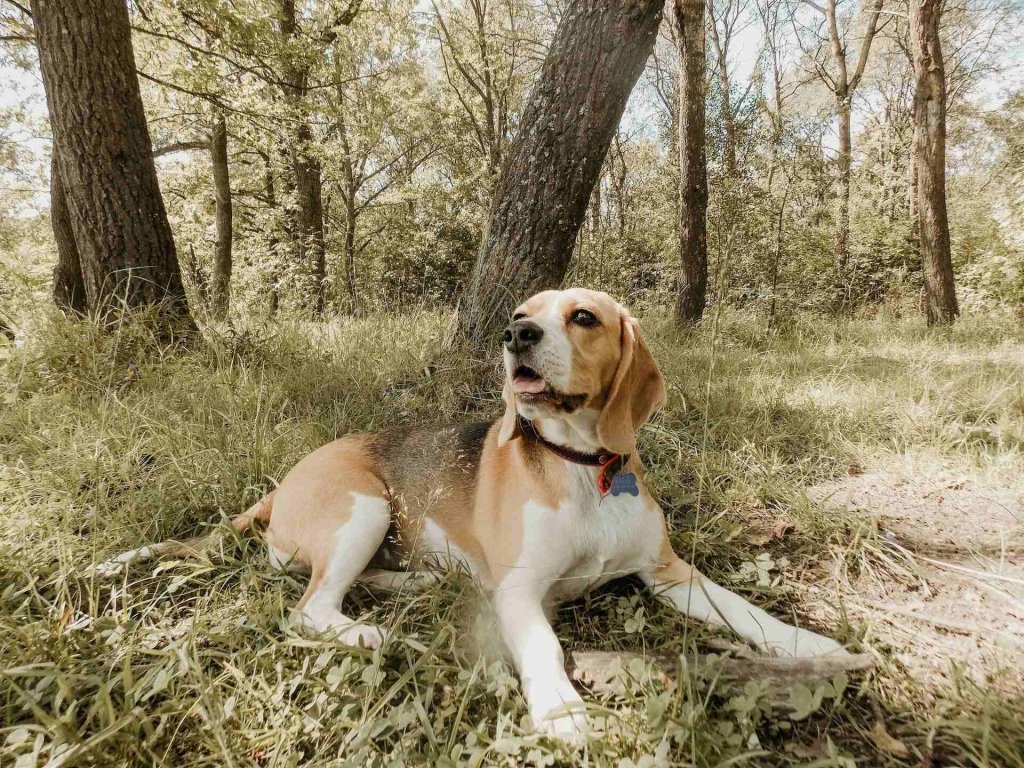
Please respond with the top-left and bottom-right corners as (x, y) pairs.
(511, 365), (586, 412)
(512, 365), (547, 395)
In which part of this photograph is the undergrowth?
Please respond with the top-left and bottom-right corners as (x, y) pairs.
(1, 308), (1022, 766)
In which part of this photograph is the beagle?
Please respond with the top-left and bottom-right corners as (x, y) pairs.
(99, 288), (845, 740)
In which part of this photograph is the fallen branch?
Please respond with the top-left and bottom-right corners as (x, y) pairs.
(567, 651), (873, 709)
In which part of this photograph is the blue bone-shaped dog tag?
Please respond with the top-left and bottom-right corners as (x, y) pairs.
(609, 472), (639, 497)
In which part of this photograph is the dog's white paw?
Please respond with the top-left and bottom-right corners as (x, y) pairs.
(535, 706), (588, 744)
(334, 622), (389, 650)
(88, 545), (162, 579)
(766, 628), (848, 658)
(292, 608), (390, 649)
(528, 683), (588, 744)
(88, 560), (126, 579)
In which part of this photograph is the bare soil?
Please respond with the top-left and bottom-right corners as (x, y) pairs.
(808, 461), (1024, 695)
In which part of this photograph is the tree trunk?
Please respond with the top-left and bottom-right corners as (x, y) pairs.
(767, 186), (789, 331)
(278, 0), (327, 319)
(31, 0), (191, 326)
(911, 0), (958, 325)
(344, 194), (358, 314)
(293, 124), (327, 318)
(49, 152), (87, 315)
(210, 113), (232, 319)
(814, 0), (883, 305)
(835, 94), (852, 303)
(673, 0), (708, 325)
(451, 0), (665, 351)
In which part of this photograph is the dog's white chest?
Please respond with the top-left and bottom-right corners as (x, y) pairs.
(531, 466), (661, 603)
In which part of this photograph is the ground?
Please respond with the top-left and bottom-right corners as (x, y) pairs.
(1, 304), (1022, 767)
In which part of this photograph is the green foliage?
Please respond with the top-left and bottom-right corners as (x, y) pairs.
(3, 0), (1023, 320)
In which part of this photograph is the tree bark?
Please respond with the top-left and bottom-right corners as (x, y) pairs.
(262, 151), (282, 316)
(673, 0), (708, 325)
(293, 123), (327, 317)
(910, 0), (958, 325)
(333, 78), (361, 316)
(344, 192), (358, 313)
(210, 113), (232, 319)
(835, 95), (852, 286)
(31, 0), (191, 326)
(278, 0), (327, 318)
(49, 152), (87, 315)
(451, 0), (666, 352)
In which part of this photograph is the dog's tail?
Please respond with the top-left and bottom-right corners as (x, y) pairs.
(92, 491), (275, 578)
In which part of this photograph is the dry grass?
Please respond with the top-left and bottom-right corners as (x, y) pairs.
(1, 305), (1023, 766)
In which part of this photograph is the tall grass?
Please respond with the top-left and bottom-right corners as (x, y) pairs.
(1, 308), (1022, 766)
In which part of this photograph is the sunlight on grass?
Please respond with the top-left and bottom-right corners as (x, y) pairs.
(1, 309), (1022, 766)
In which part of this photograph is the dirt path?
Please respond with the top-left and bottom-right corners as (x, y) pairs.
(808, 463), (1024, 694)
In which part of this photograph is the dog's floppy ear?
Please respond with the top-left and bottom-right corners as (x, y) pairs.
(497, 380), (523, 446)
(596, 312), (667, 455)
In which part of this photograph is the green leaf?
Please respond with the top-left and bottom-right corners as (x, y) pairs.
(787, 683), (826, 721)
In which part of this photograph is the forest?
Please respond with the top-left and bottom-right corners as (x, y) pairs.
(1, 0), (1023, 766)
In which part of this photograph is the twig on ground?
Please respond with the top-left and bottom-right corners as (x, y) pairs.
(567, 650), (873, 709)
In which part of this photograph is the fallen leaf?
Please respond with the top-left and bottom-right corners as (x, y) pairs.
(866, 720), (910, 758)
(784, 739), (829, 759)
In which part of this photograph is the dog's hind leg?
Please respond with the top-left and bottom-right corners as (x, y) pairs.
(290, 492), (393, 648)
(91, 492), (275, 578)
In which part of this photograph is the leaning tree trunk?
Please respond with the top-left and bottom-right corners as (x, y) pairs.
(210, 113), (233, 319)
(451, 0), (666, 352)
(911, 0), (958, 325)
(31, 0), (191, 325)
(49, 153), (86, 315)
(673, 0), (708, 325)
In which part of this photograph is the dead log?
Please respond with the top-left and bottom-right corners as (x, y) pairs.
(567, 650), (873, 710)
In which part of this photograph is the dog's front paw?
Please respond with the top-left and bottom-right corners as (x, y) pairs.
(534, 705), (588, 745)
(528, 683), (588, 744)
(335, 622), (390, 650)
(765, 627), (848, 658)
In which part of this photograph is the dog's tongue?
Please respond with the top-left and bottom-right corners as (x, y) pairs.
(513, 374), (546, 394)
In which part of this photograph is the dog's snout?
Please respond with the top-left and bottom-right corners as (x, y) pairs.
(502, 319), (544, 352)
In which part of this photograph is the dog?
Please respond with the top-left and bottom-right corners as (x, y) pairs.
(98, 288), (846, 740)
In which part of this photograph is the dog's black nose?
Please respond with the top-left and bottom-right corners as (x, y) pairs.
(502, 319), (544, 352)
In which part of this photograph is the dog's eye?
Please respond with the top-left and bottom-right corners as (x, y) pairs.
(570, 309), (598, 327)
(512, 312), (526, 321)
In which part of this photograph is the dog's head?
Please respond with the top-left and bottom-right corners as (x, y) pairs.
(498, 288), (666, 454)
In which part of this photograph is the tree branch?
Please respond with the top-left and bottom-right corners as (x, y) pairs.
(319, 0), (364, 45)
(796, 0), (827, 15)
(848, 0), (884, 93)
(153, 139), (209, 158)
(4, 0), (31, 18)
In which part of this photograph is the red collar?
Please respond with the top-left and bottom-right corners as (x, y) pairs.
(517, 416), (628, 494)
